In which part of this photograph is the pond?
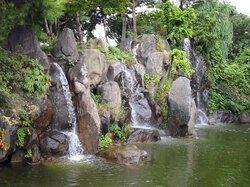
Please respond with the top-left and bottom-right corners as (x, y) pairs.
(0, 124), (249, 187)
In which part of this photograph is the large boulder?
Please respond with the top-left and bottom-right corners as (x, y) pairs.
(167, 77), (192, 136)
(126, 128), (161, 143)
(145, 52), (164, 77)
(239, 111), (250, 123)
(140, 34), (156, 59)
(68, 61), (100, 154)
(98, 81), (122, 112)
(187, 99), (197, 136)
(76, 92), (101, 155)
(106, 61), (122, 82)
(79, 49), (109, 86)
(49, 63), (74, 130)
(135, 63), (146, 87)
(52, 28), (79, 62)
(97, 145), (147, 166)
(120, 36), (135, 52)
(40, 131), (69, 157)
(8, 25), (50, 72)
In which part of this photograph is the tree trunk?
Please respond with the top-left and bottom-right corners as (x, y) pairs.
(49, 23), (53, 37)
(44, 17), (51, 36)
(180, 0), (184, 10)
(76, 11), (83, 44)
(122, 14), (127, 41)
(132, 0), (137, 37)
(55, 18), (59, 36)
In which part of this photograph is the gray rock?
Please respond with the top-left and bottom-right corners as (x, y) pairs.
(76, 91), (101, 155)
(68, 62), (90, 94)
(11, 150), (25, 163)
(239, 111), (250, 123)
(140, 34), (156, 59)
(52, 28), (79, 62)
(126, 128), (161, 143)
(49, 63), (73, 130)
(145, 52), (164, 77)
(120, 36), (135, 52)
(106, 61), (122, 82)
(97, 145), (147, 166)
(100, 110), (111, 135)
(162, 39), (171, 53)
(8, 25), (50, 72)
(98, 81), (122, 111)
(40, 131), (69, 156)
(95, 37), (108, 51)
(167, 77), (192, 136)
(211, 110), (236, 124)
(135, 63), (146, 87)
(187, 99), (197, 136)
(80, 49), (109, 86)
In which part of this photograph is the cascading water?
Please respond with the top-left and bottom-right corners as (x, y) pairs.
(53, 63), (84, 160)
(184, 38), (209, 125)
(121, 65), (153, 129)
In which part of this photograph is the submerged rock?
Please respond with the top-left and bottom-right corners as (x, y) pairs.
(126, 128), (161, 143)
(8, 25), (50, 72)
(97, 145), (147, 166)
(167, 77), (192, 136)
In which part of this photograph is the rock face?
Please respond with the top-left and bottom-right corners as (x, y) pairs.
(49, 63), (73, 130)
(80, 49), (109, 86)
(8, 25), (50, 72)
(210, 110), (236, 124)
(52, 28), (79, 62)
(145, 52), (164, 77)
(126, 128), (161, 143)
(68, 60), (101, 155)
(40, 131), (69, 156)
(239, 112), (250, 123)
(140, 34), (156, 59)
(98, 81), (122, 111)
(106, 61), (122, 82)
(76, 92), (101, 155)
(0, 121), (17, 163)
(97, 145), (147, 166)
(120, 36), (135, 52)
(167, 77), (192, 136)
(187, 99), (197, 136)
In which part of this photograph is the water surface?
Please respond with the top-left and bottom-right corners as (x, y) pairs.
(0, 124), (249, 187)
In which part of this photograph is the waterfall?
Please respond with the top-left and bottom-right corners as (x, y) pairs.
(53, 63), (84, 160)
(184, 38), (209, 126)
(121, 65), (153, 129)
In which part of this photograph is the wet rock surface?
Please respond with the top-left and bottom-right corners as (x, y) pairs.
(167, 77), (192, 136)
(97, 145), (147, 166)
(126, 128), (161, 143)
(239, 111), (250, 123)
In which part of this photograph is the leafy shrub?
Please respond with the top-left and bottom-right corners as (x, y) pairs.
(24, 149), (32, 158)
(40, 36), (58, 54)
(0, 128), (7, 151)
(144, 74), (152, 88)
(99, 134), (112, 149)
(109, 123), (132, 142)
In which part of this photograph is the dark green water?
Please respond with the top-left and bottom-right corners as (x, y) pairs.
(0, 124), (250, 187)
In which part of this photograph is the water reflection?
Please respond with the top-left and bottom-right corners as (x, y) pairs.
(0, 124), (249, 187)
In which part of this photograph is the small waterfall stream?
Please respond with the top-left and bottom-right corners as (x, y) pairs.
(121, 65), (153, 129)
(184, 38), (209, 125)
(53, 63), (84, 160)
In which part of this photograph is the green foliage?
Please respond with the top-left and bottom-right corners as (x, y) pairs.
(106, 46), (135, 65)
(0, 128), (8, 151)
(144, 74), (152, 88)
(99, 134), (112, 149)
(156, 36), (165, 52)
(40, 36), (58, 54)
(90, 85), (102, 107)
(109, 123), (132, 142)
(16, 127), (26, 147)
(170, 49), (194, 78)
(157, 1), (196, 42)
(161, 103), (168, 128)
(19, 113), (31, 126)
(24, 149), (32, 158)
(0, 48), (50, 105)
(141, 25), (155, 35)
